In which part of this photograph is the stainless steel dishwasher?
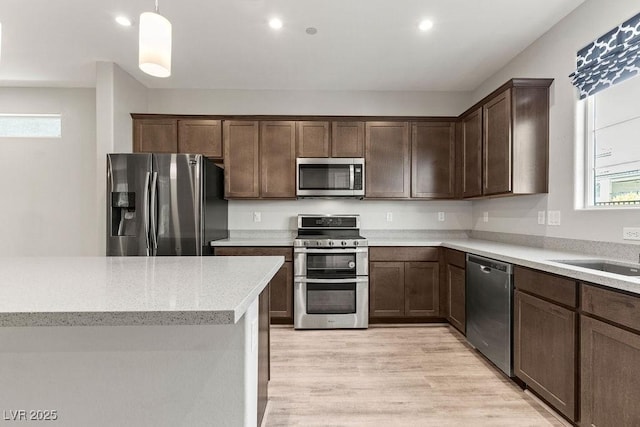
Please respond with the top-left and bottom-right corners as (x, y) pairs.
(466, 254), (513, 377)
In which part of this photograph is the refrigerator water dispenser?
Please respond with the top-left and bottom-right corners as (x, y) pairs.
(111, 192), (136, 236)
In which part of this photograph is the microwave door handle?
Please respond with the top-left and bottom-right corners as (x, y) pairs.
(349, 164), (355, 190)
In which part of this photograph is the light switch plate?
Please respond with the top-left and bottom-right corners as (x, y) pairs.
(483, 212), (489, 222)
(537, 211), (546, 225)
(253, 212), (261, 223)
(438, 212), (445, 222)
(548, 210), (561, 226)
(386, 212), (393, 222)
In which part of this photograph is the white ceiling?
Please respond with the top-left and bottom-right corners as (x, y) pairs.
(0, 0), (584, 91)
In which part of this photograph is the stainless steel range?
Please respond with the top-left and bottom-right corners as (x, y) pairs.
(293, 214), (369, 329)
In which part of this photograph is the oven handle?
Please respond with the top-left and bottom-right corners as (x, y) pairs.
(294, 247), (368, 254)
(297, 277), (369, 284)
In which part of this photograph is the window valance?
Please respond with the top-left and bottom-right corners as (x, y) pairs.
(569, 11), (640, 99)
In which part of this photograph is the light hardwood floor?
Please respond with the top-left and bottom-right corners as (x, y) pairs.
(265, 325), (567, 427)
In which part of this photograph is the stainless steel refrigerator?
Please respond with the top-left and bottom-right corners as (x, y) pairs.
(107, 153), (228, 256)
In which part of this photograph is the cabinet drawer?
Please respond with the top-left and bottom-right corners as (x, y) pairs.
(370, 247), (439, 262)
(514, 267), (577, 308)
(445, 249), (465, 268)
(582, 284), (640, 333)
(215, 247), (293, 261)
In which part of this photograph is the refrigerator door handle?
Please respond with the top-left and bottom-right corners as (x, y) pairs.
(149, 171), (159, 256)
(142, 172), (151, 256)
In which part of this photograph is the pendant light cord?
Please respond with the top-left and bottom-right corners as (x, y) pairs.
(155, 0), (159, 13)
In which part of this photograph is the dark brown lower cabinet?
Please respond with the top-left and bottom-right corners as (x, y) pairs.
(514, 290), (576, 421)
(369, 262), (405, 317)
(214, 247), (293, 324)
(405, 262), (439, 317)
(257, 284), (270, 426)
(369, 247), (440, 322)
(446, 263), (465, 333)
(581, 285), (640, 427)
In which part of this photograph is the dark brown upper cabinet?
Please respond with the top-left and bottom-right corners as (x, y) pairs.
(365, 122), (410, 198)
(260, 121), (296, 198)
(178, 119), (222, 158)
(331, 121), (365, 158)
(134, 119), (178, 153)
(461, 78), (551, 199)
(483, 90), (512, 195)
(134, 118), (222, 158)
(223, 120), (260, 198)
(411, 122), (456, 198)
(296, 121), (330, 157)
(459, 108), (483, 198)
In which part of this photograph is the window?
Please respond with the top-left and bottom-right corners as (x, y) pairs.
(0, 114), (62, 138)
(585, 76), (640, 207)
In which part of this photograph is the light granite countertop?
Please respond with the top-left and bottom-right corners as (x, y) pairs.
(0, 256), (284, 327)
(213, 233), (640, 296)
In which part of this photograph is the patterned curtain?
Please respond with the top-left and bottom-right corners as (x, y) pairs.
(569, 11), (640, 99)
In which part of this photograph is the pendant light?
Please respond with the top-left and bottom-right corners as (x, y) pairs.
(138, 0), (172, 78)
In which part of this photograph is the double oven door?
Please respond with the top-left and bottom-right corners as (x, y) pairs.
(294, 246), (369, 329)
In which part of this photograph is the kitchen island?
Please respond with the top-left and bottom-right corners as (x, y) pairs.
(0, 256), (283, 427)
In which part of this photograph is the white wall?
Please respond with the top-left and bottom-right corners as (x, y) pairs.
(0, 88), (97, 256)
(229, 199), (472, 231)
(96, 62), (148, 255)
(470, 0), (640, 244)
(147, 88), (470, 117)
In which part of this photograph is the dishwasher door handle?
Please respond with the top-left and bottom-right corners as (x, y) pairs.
(480, 266), (492, 273)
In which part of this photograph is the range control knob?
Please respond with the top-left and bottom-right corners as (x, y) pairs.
(354, 241), (359, 246)
(329, 241), (335, 246)
(304, 241), (310, 246)
(342, 241), (347, 246)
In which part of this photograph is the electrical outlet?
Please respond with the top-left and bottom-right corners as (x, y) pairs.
(386, 212), (393, 222)
(548, 210), (561, 226)
(483, 212), (489, 223)
(623, 227), (640, 240)
(253, 212), (261, 223)
(438, 212), (445, 222)
(537, 211), (546, 225)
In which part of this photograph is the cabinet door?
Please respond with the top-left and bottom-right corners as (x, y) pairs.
(332, 121), (364, 157)
(178, 119), (222, 158)
(483, 89), (512, 195)
(582, 316), (640, 427)
(260, 121), (296, 198)
(365, 122), (410, 198)
(133, 119), (178, 153)
(296, 121), (329, 157)
(411, 122), (455, 198)
(223, 120), (259, 198)
(369, 262), (405, 317)
(405, 262), (439, 317)
(447, 263), (466, 333)
(514, 291), (576, 421)
(460, 108), (482, 198)
(269, 261), (293, 322)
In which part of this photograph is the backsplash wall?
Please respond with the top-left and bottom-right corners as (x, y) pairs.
(228, 199), (473, 231)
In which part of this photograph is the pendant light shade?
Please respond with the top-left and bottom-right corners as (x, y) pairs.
(139, 11), (172, 78)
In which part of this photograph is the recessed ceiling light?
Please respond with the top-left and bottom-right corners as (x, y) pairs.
(115, 16), (132, 27)
(269, 18), (283, 30)
(418, 19), (434, 32)
(305, 27), (318, 35)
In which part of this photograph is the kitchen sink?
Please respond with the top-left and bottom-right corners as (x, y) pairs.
(552, 259), (640, 276)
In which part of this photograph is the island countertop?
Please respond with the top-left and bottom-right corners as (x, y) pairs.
(0, 256), (284, 327)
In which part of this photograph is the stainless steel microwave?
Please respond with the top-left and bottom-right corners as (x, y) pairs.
(296, 158), (365, 198)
